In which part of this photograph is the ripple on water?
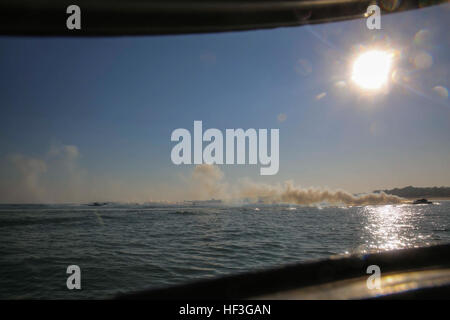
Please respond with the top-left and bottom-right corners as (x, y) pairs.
(0, 202), (449, 299)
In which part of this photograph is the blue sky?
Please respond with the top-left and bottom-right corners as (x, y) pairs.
(0, 4), (449, 203)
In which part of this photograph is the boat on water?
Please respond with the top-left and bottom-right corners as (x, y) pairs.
(184, 199), (223, 206)
(87, 202), (109, 207)
(413, 198), (433, 204)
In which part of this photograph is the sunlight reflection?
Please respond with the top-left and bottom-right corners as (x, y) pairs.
(360, 204), (430, 252)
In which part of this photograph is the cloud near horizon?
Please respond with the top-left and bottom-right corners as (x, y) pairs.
(0, 144), (129, 203)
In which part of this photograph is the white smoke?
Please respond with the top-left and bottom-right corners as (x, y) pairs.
(0, 150), (405, 205)
(238, 179), (404, 205)
(188, 164), (229, 200)
(190, 165), (405, 206)
(2, 154), (48, 203)
(0, 144), (133, 203)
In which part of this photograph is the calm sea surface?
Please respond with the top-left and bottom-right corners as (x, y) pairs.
(0, 202), (449, 299)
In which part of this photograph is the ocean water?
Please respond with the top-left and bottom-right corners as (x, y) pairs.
(0, 202), (449, 299)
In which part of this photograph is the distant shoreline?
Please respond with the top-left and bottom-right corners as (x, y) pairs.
(374, 186), (450, 200)
(402, 197), (450, 201)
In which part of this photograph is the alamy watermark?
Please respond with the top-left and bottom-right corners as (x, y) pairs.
(366, 265), (381, 289)
(66, 265), (81, 290)
(65, 4), (379, 31)
(66, 5), (81, 30)
(366, 5), (381, 30)
(170, 121), (279, 175)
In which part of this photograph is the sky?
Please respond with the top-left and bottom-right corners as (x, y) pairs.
(0, 3), (449, 203)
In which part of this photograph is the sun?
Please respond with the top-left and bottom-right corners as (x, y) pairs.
(351, 50), (393, 90)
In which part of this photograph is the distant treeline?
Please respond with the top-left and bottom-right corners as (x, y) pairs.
(374, 186), (450, 198)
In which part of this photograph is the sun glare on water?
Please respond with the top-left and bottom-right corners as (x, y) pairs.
(352, 50), (393, 90)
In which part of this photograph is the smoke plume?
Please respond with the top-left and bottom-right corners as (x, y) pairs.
(189, 164), (229, 200)
(238, 180), (404, 205)
(194, 165), (405, 206)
